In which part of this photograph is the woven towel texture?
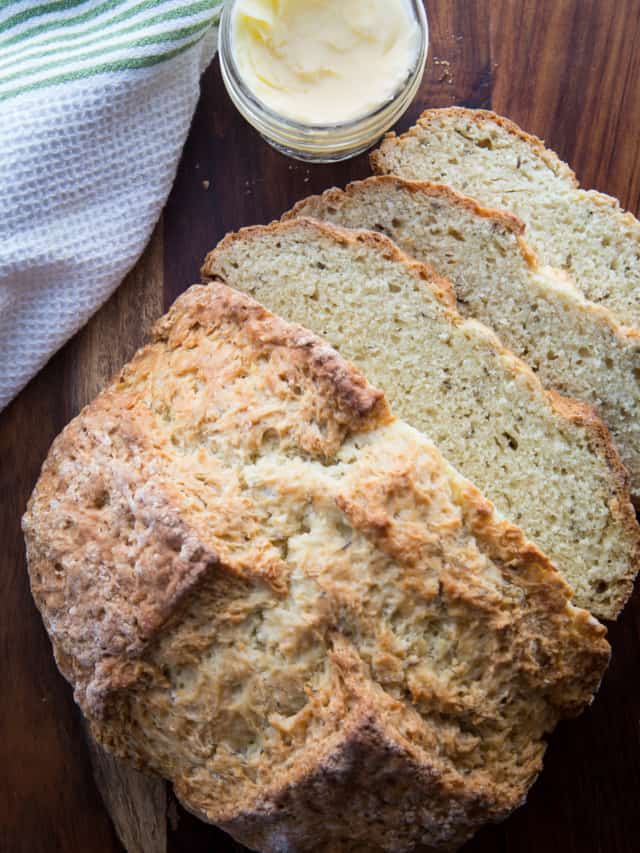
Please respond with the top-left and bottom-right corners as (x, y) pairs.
(0, 1), (220, 410)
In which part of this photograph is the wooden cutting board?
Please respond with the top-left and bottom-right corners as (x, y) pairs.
(2, 2), (640, 851)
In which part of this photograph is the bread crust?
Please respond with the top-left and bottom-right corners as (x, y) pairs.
(154, 283), (389, 426)
(203, 216), (639, 618)
(23, 283), (390, 717)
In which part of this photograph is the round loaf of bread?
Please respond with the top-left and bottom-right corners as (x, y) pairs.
(23, 283), (609, 852)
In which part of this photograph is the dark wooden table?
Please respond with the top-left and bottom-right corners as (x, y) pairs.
(3, 2), (640, 851)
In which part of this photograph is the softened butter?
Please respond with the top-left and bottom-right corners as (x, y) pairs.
(231, 0), (421, 125)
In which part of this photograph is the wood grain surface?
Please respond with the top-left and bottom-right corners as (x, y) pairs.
(2, 2), (640, 852)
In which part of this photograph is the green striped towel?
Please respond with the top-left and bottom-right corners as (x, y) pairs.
(0, 0), (222, 409)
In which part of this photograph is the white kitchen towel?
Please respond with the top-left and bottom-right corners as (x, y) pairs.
(0, 0), (222, 411)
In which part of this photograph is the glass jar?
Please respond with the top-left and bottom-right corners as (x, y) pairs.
(218, 1), (429, 163)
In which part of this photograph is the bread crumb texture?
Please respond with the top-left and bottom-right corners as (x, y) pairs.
(23, 282), (608, 853)
(285, 175), (640, 497)
(203, 219), (639, 620)
(371, 107), (640, 329)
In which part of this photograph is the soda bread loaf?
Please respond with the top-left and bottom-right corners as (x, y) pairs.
(203, 219), (640, 620)
(371, 107), (640, 328)
(23, 282), (610, 853)
(284, 176), (640, 496)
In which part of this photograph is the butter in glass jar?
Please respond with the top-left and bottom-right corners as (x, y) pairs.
(218, 0), (429, 162)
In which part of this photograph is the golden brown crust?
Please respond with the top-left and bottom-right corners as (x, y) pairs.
(370, 107), (579, 187)
(170, 420), (608, 850)
(213, 693), (500, 853)
(152, 283), (389, 427)
(23, 283), (391, 716)
(23, 398), (224, 712)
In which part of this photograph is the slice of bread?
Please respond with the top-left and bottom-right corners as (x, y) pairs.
(23, 281), (610, 853)
(284, 176), (640, 496)
(371, 107), (640, 328)
(203, 218), (640, 619)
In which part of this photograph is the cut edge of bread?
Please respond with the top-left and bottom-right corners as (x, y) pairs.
(206, 215), (460, 314)
(202, 216), (640, 620)
(370, 108), (640, 325)
(371, 106), (640, 230)
(285, 173), (526, 239)
(370, 107), (579, 187)
(283, 175), (640, 346)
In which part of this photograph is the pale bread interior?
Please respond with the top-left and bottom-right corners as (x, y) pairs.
(372, 108), (640, 328)
(286, 177), (640, 495)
